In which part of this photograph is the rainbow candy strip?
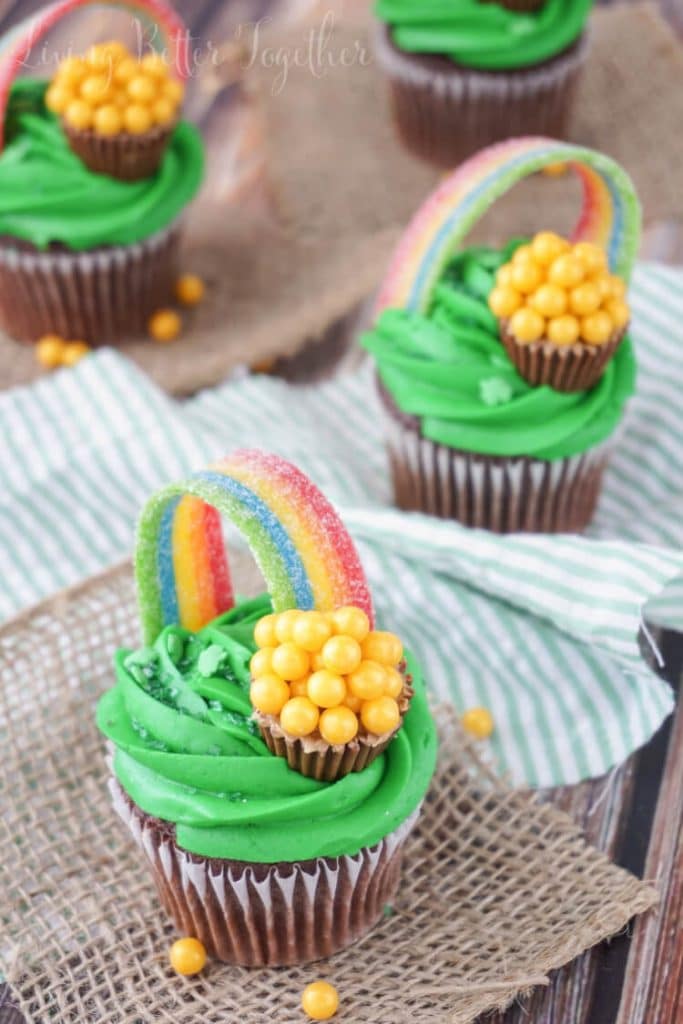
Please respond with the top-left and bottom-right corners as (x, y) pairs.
(0, 0), (189, 151)
(135, 450), (375, 643)
(375, 136), (641, 317)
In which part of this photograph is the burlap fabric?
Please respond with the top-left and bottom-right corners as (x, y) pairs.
(0, 4), (682, 394)
(0, 559), (657, 1024)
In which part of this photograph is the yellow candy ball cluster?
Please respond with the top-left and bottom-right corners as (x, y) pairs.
(146, 275), (207, 342)
(488, 233), (629, 347)
(250, 608), (405, 744)
(35, 334), (91, 369)
(46, 41), (185, 136)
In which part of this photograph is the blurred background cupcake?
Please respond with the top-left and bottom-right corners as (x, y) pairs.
(362, 137), (641, 533)
(0, 0), (203, 346)
(373, 0), (592, 168)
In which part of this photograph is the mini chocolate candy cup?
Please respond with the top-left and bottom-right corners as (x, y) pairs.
(63, 121), (175, 182)
(378, 380), (614, 533)
(500, 320), (628, 393)
(483, 0), (546, 11)
(255, 680), (414, 783)
(0, 222), (180, 345)
(110, 778), (419, 966)
(373, 23), (587, 169)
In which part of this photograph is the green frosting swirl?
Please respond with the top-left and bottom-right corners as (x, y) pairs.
(0, 79), (203, 250)
(375, 0), (592, 71)
(96, 594), (437, 863)
(361, 244), (636, 461)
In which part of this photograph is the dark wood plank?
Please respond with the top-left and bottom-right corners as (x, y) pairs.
(0, 986), (22, 1024)
(486, 633), (682, 1024)
(615, 638), (683, 1024)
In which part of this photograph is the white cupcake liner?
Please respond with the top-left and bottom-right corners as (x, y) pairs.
(110, 778), (419, 966)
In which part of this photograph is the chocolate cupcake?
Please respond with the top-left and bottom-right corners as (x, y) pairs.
(0, 1), (202, 345)
(97, 450), (437, 965)
(373, 0), (591, 168)
(362, 138), (641, 533)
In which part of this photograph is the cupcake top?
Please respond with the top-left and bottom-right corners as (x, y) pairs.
(363, 243), (635, 459)
(0, 0), (202, 248)
(97, 450), (437, 862)
(0, 78), (202, 250)
(375, 0), (593, 71)
(365, 138), (641, 457)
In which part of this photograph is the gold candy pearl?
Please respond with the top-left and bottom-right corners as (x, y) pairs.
(488, 285), (522, 319)
(508, 307), (545, 344)
(581, 311), (614, 346)
(547, 315), (580, 346)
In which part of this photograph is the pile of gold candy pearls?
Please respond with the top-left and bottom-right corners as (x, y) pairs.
(46, 41), (184, 136)
(250, 607), (405, 746)
(488, 233), (630, 347)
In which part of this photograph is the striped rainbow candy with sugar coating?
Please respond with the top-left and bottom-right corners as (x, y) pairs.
(135, 450), (375, 644)
(375, 137), (641, 316)
(0, 0), (189, 151)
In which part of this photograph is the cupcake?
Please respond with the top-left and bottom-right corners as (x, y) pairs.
(0, 0), (202, 345)
(97, 449), (437, 966)
(373, 0), (592, 168)
(362, 138), (641, 533)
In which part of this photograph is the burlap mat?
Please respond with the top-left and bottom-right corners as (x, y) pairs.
(0, 3), (682, 395)
(0, 558), (657, 1024)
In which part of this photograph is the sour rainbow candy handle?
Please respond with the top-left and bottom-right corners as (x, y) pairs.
(375, 136), (641, 316)
(0, 0), (189, 152)
(135, 450), (375, 643)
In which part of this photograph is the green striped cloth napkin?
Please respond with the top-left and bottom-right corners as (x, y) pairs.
(0, 262), (681, 787)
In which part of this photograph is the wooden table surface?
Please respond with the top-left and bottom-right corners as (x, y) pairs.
(1, 1), (682, 1022)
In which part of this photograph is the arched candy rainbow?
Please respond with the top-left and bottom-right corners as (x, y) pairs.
(0, 0), (189, 151)
(135, 450), (375, 643)
(375, 136), (641, 317)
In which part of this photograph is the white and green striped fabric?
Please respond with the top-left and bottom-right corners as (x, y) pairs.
(0, 262), (682, 787)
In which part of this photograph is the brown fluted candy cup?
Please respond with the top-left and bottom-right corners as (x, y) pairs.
(0, 223), (180, 345)
(63, 121), (176, 182)
(378, 380), (613, 533)
(500, 320), (628, 392)
(255, 680), (413, 782)
(485, 0), (546, 11)
(110, 779), (419, 966)
(373, 23), (587, 169)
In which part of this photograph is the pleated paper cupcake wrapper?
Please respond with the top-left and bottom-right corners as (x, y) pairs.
(110, 778), (419, 967)
(379, 388), (612, 532)
(63, 121), (176, 182)
(254, 680), (414, 782)
(0, 222), (180, 345)
(500, 321), (627, 393)
(373, 23), (588, 168)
